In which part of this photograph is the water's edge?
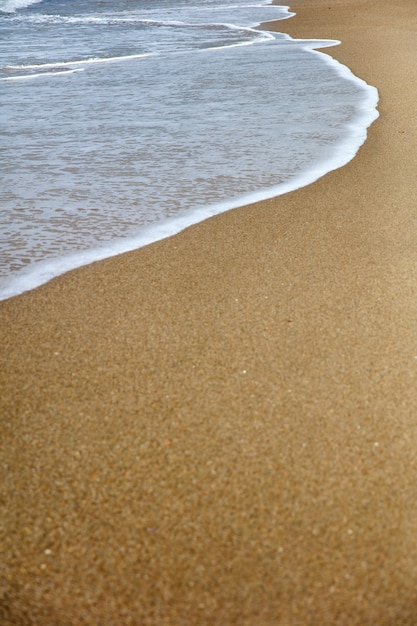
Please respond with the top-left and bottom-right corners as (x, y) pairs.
(0, 14), (379, 302)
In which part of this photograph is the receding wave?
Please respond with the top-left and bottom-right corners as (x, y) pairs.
(0, 0), (43, 12)
(0, 0), (379, 301)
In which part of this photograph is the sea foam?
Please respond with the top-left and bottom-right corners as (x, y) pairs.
(0, 0), (43, 13)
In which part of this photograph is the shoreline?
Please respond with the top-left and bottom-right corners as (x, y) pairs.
(3, 1), (417, 624)
(0, 6), (378, 303)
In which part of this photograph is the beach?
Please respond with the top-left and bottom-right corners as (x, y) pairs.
(2, 0), (417, 623)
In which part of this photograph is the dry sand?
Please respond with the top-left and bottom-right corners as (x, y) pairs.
(2, 0), (417, 624)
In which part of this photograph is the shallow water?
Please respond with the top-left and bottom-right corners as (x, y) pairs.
(0, 0), (378, 299)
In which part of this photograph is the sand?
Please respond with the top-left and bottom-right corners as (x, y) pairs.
(2, 1), (417, 624)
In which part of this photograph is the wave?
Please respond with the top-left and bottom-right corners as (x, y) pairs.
(13, 14), (184, 25)
(0, 0), (43, 12)
(0, 0), (379, 301)
(1, 31), (278, 77)
(203, 22), (274, 47)
(4, 52), (155, 71)
(6, 11), (271, 37)
(0, 115), (378, 302)
(0, 45), (379, 302)
(2, 68), (84, 80)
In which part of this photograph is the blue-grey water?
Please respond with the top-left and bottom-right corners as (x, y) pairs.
(0, 0), (378, 299)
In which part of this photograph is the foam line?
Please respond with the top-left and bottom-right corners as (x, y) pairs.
(2, 68), (84, 80)
(4, 53), (156, 72)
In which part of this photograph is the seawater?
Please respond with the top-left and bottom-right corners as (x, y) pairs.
(0, 0), (378, 300)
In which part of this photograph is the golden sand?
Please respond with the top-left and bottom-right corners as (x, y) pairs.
(2, 1), (417, 623)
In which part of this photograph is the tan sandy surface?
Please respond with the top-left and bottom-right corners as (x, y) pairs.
(2, 1), (417, 624)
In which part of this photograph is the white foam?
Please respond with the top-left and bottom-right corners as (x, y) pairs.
(0, 0), (43, 12)
(203, 23), (275, 49)
(4, 53), (156, 73)
(2, 68), (84, 80)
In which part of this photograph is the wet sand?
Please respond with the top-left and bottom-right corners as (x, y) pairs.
(2, 0), (417, 624)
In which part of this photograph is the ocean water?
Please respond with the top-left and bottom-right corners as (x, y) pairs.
(0, 0), (378, 300)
